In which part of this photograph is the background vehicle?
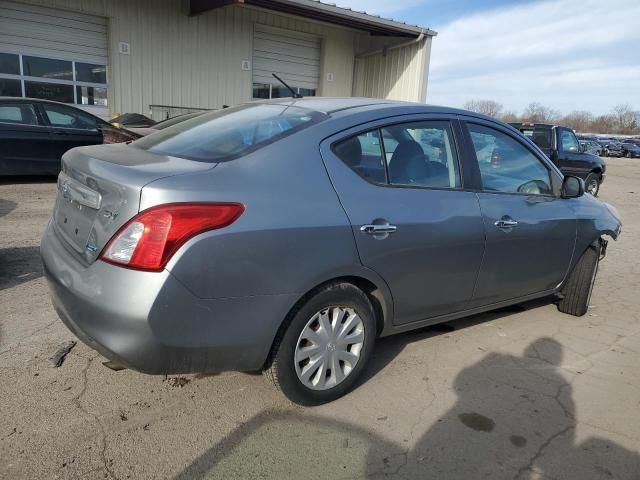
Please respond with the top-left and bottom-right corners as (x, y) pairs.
(0, 97), (140, 176)
(621, 143), (640, 158)
(579, 140), (602, 156)
(510, 122), (607, 196)
(42, 99), (621, 405)
(126, 111), (206, 137)
(604, 142), (625, 158)
(109, 112), (156, 128)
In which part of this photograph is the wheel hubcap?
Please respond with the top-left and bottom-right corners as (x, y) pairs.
(587, 179), (598, 195)
(294, 306), (365, 391)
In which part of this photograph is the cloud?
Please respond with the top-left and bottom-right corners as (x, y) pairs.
(427, 0), (640, 114)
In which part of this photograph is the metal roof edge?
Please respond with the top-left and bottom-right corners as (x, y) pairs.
(268, 0), (437, 36)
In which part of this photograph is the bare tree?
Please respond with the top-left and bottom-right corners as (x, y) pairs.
(500, 111), (520, 123)
(590, 114), (617, 134)
(611, 103), (638, 134)
(522, 102), (560, 123)
(562, 110), (594, 133)
(464, 99), (503, 118)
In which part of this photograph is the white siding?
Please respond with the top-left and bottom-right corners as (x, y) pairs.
(8, 0), (432, 114)
(353, 34), (432, 103)
(9, 0), (358, 116)
(0, 0), (107, 63)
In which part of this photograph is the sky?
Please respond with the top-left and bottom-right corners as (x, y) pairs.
(335, 0), (640, 116)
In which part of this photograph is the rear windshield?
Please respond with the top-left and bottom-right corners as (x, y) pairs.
(133, 103), (326, 162)
(519, 128), (553, 149)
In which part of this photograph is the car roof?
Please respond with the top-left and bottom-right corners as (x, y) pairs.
(250, 96), (482, 118)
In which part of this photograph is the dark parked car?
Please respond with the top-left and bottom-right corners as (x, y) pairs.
(621, 143), (640, 158)
(604, 142), (625, 158)
(0, 97), (140, 175)
(579, 140), (602, 156)
(510, 123), (607, 196)
(42, 99), (622, 405)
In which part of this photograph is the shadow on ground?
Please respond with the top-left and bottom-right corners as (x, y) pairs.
(356, 298), (549, 389)
(174, 336), (640, 479)
(0, 175), (56, 186)
(0, 198), (17, 219)
(0, 246), (43, 290)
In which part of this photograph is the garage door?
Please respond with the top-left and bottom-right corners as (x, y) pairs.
(0, 0), (108, 109)
(252, 24), (320, 98)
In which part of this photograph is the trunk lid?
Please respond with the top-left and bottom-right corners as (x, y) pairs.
(52, 143), (214, 264)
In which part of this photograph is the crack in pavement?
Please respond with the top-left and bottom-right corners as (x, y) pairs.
(512, 425), (574, 480)
(72, 354), (118, 480)
(0, 320), (57, 357)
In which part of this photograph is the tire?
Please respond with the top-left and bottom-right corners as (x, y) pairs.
(264, 282), (376, 405)
(584, 172), (600, 196)
(557, 241), (600, 317)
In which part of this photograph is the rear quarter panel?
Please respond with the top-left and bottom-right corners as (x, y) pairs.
(140, 127), (362, 300)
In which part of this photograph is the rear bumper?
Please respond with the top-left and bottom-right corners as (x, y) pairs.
(41, 221), (296, 374)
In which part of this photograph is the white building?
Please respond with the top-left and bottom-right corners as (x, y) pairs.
(0, 0), (436, 119)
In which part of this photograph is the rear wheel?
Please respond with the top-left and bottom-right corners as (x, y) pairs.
(557, 241), (600, 317)
(584, 172), (600, 196)
(264, 282), (376, 405)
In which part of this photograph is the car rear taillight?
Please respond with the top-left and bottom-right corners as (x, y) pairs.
(99, 203), (244, 271)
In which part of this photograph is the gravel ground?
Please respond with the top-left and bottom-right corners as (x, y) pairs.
(1, 160), (639, 480)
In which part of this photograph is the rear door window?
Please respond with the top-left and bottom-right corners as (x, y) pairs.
(42, 104), (99, 130)
(333, 120), (462, 190)
(383, 121), (461, 189)
(333, 130), (386, 184)
(134, 103), (327, 162)
(0, 104), (38, 125)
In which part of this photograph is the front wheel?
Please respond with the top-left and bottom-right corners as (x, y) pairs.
(584, 172), (600, 196)
(264, 282), (376, 405)
(557, 241), (600, 317)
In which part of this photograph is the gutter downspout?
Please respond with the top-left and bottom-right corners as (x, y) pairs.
(355, 30), (427, 59)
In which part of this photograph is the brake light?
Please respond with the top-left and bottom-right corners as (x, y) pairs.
(99, 203), (244, 271)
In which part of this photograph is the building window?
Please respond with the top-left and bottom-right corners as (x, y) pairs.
(252, 82), (316, 99)
(0, 52), (108, 107)
(25, 81), (74, 103)
(0, 53), (20, 75)
(0, 78), (21, 97)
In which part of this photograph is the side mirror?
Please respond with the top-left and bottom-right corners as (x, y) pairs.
(561, 175), (584, 199)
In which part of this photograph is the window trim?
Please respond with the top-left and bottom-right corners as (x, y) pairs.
(329, 117), (466, 193)
(0, 52), (108, 108)
(463, 120), (561, 198)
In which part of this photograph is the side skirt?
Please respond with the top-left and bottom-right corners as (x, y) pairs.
(379, 289), (557, 338)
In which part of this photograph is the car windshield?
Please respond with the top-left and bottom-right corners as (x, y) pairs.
(133, 103), (327, 162)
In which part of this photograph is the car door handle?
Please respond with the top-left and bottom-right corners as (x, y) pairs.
(360, 224), (397, 235)
(494, 219), (518, 229)
(52, 130), (70, 135)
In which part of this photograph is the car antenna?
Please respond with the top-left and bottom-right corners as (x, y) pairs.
(272, 73), (302, 98)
